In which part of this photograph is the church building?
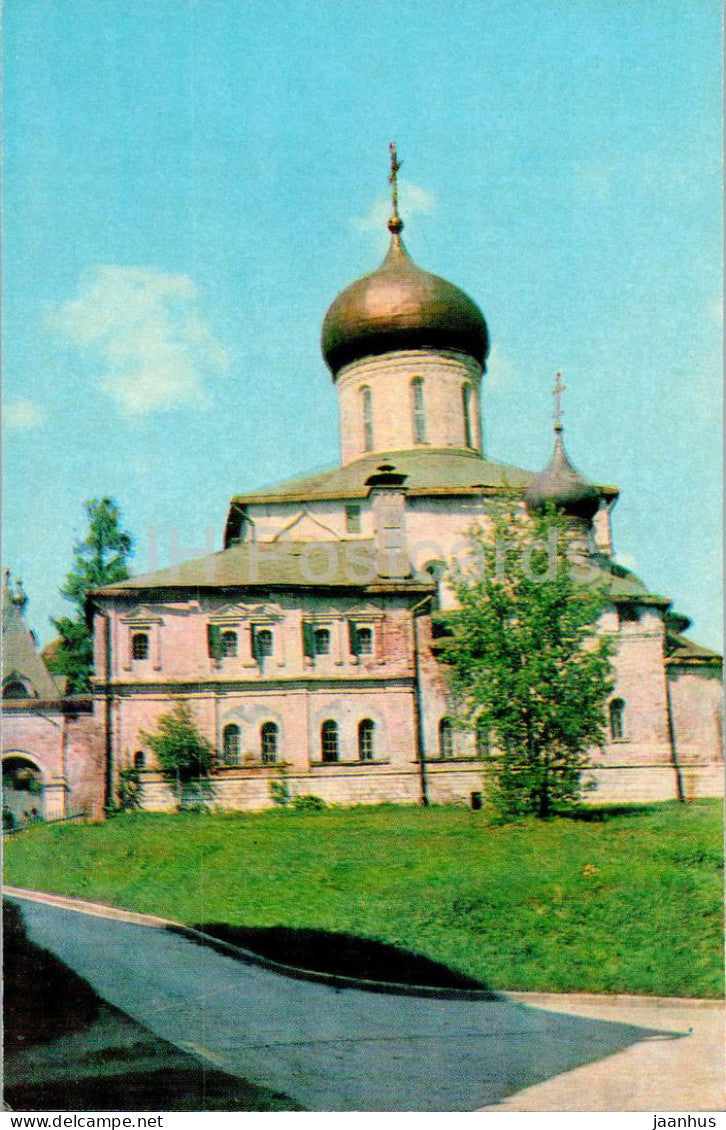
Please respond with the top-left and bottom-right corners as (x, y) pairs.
(4, 152), (723, 816)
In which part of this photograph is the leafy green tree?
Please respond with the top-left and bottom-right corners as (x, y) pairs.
(140, 701), (216, 807)
(442, 504), (614, 819)
(50, 498), (134, 692)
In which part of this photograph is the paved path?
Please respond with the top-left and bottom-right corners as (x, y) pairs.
(5, 889), (722, 1111)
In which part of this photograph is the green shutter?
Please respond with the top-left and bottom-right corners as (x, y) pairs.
(251, 625), (259, 660)
(207, 624), (222, 659)
(348, 619), (359, 656)
(302, 620), (314, 658)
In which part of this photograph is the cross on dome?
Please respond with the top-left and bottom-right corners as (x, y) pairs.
(388, 142), (403, 235)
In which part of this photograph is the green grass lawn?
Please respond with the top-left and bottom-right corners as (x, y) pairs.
(4, 800), (723, 998)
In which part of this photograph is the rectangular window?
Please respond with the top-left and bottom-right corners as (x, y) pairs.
(254, 627), (274, 659)
(412, 378), (427, 444)
(357, 626), (373, 655)
(221, 630), (238, 658)
(314, 627), (331, 656)
(345, 504), (361, 533)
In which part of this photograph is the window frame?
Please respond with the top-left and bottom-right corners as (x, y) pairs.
(358, 718), (375, 762)
(462, 382), (473, 448)
(439, 717), (454, 759)
(261, 721), (278, 764)
(313, 627), (331, 656)
(255, 627), (274, 659)
(222, 723), (241, 766)
(357, 626), (374, 656)
(345, 503), (362, 534)
(131, 631), (150, 661)
(321, 720), (339, 763)
(361, 385), (374, 451)
(412, 377), (427, 444)
(220, 629), (238, 658)
(609, 698), (626, 741)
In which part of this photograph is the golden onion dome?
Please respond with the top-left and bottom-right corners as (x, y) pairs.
(321, 228), (490, 378)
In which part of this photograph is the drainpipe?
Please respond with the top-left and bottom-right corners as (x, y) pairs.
(665, 669), (686, 803)
(101, 610), (114, 813)
(411, 594), (434, 807)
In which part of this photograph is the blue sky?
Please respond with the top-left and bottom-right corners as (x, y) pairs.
(4, 0), (722, 648)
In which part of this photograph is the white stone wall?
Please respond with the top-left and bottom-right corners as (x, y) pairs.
(668, 665), (723, 766)
(336, 349), (483, 464)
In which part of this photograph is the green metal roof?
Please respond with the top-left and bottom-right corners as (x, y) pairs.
(231, 448), (620, 506)
(93, 538), (434, 597)
(233, 449), (539, 505)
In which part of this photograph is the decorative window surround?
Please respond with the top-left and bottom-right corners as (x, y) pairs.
(119, 606), (164, 672)
(346, 604), (385, 665)
(208, 602), (285, 670)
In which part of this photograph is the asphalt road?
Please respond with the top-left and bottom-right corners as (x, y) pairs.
(7, 894), (682, 1112)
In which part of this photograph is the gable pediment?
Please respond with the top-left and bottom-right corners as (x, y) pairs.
(209, 602), (285, 624)
(272, 511), (341, 542)
(119, 604), (164, 625)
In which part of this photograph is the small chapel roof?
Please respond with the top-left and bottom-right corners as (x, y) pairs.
(2, 571), (65, 700)
(92, 539), (434, 597)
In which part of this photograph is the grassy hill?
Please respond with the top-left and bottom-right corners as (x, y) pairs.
(4, 800), (723, 997)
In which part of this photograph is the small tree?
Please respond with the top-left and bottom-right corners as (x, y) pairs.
(140, 701), (216, 809)
(442, 504), (614, 819)
(50, 498), (134, 692)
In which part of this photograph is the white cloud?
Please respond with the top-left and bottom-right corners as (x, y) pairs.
(49, 266), (230, 416)
(4, 399), (45, 430)
(353, 181), (437, 232)
(486, 345), (518, 391)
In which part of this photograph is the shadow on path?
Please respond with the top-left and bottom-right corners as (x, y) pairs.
(6, 896), (683, 1112)
(3, 901), (302, 1111)
(193, 922), (490, 991)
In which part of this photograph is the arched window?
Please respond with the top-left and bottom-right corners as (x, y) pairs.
(132, 632), (149, 660)
(439, 717), (454, 759)
(261, 722), (278, 764)
(475, 717), (491, 758)
(321, 720), (339, 763)
(358, 719), (375, 761)
(133, 750), (146, 770)
(412, 377), (427, 443)
(357, 626), (373, 655)
(609, 699), (626, 741)
(221, 630), (238, 658)
(255, 628), (274, 659)
(223, 724), (241, 766)
(462, 383), (473, 448)
(3, 679), (30, 699)
(314, 627), (331, 656)
(361, 386), (374, 451)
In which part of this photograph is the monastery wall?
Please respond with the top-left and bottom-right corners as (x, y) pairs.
(2, 707), (105, 820)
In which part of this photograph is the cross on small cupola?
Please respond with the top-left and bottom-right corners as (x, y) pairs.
(552, 370), (566, 432)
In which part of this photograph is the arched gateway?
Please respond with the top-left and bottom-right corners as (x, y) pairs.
(2, 754), (45, 828)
